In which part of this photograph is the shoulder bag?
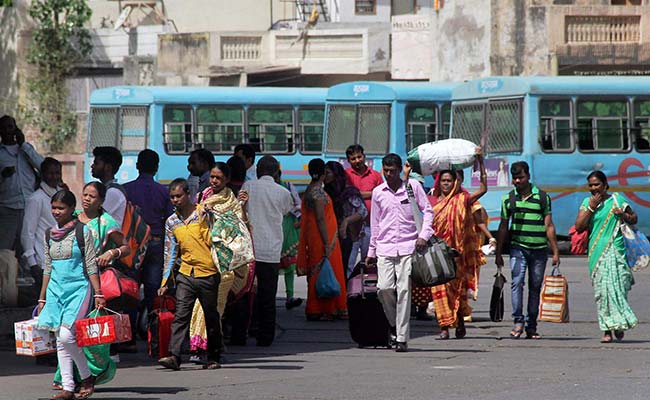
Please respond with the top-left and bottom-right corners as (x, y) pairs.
(406, 183), (457, 287)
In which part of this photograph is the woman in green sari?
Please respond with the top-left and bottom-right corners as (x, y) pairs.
(575, 171), (638, 343)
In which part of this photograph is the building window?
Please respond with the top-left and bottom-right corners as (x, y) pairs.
(355, 0), (376, 15)
(611, 0), (642, 5)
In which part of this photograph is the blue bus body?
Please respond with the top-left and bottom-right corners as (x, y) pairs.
(86, 86), (328, 185)
(450, 76), (650, 236)
(322, 81), (458, 175)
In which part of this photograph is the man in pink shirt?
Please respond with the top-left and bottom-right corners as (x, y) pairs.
(366, 153), (434, 353)
(345, 145), (383, 276)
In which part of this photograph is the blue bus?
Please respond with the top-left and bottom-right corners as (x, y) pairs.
(322, 81), (458, 174)
(86, 86), (328, 184)
(86, 82), (458, 187)
(448, 76), (650, 236)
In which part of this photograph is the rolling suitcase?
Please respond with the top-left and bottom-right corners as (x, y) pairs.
(347, 263), (391, 348)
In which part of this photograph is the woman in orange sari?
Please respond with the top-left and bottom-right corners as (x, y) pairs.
(297, 158), (348, 321)
(430, 150), (487, 339)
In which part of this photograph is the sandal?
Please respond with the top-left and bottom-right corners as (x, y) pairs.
(437, 328), (450, 340)
(510, 325), (524, 339)
(77, 375), (95, 399)
(525, 330), (542, 340)
(51, 390), (75, 400)
(614, 330), (625, 341)
(52, 383), (63, 391)
(601, 332), (613, 343)
(202, 361), (221, 370)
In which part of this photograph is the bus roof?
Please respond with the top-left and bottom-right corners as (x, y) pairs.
(326, 81), (458, 102)
(89, 86), (328, 106)
(453, 76), (650, 100)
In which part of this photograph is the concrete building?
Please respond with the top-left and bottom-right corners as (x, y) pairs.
(391, 0), (650, 81)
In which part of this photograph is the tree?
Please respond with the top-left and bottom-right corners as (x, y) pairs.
(24, 0), (92, 153)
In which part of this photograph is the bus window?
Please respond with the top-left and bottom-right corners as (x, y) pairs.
(299, 107), (324, 154)
(486, 100), (522, 153)
(326, 105), (356, 153)
(577, 100), (628, 151)
(248, 108), (294, 154)
(633, 99), (650, 151)
(358, 104), (390, 154)
(89, 107), (119, 150)
(441, 104), (451, 136)
(451, 103), (484, 146)
(164, 106), (193, 153)
(197, 106), (243, 153)
(406, 105), (438, 150)
(540, 99), (572, 152)
(120, 107), (147, 152)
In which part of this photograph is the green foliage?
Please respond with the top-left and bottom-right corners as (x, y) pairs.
(25, 0), (92, 153)
(1, 1), (13, 7)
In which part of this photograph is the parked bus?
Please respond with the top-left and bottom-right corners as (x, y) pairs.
(86, 85), (328, 185)
(449, 76), (650, 236)
(322, 81), (458, 175)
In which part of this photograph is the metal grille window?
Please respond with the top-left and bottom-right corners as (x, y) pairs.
(406, 105), (438, 151)
(325, 104), (390, 155)
(540, 99), (572, 152)
(451, 103), (484, 145)
(163, 106), (193, 154)
(577, 100), (629, 152)
(486, 100), (522, 153)
(248, 108), (294, 154)
(299, 107), (325, 154)
(88, 107), (119, 150)
(197, 106), (243, 153)
(355, 0), (376, 14)
(633, 99), (650, 152)
(120, 107), (147, 152)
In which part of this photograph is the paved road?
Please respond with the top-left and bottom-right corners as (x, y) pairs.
(2, 256), (649, 400)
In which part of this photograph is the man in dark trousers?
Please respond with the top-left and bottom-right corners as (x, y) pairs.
(158, 178), (221, 370)
(240, 156), (292, 346)
(124, 149), (173, 313)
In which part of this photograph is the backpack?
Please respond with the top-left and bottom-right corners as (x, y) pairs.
(506, 188), (548, 219)
(46, 224), (87, 273)
(107, 183), (151, 270)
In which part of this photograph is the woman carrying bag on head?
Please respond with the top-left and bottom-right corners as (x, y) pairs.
(575, 170), (638, 343)
(297, 158), (347, 321)
(37, 190), (105, 400)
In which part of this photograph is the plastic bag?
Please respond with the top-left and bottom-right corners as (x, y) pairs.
(315, 259), (341, 298)
(407, 139), (478, 176)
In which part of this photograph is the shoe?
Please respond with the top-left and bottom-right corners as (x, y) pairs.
(285, 297), (303, 310)
(395, 342), (408, 352)
(614, 330), (625, 341)
(158, 355), (180, 371)
(202, 361), (221, 370)
(437, 327), (450, 340)
(50, 390), (75, 399)
(77, 375), (95, 399)
(525, 329), (542, 340)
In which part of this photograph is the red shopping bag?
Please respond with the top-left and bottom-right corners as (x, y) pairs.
(75, 309), (132, 347)
(148, 295), (175, 359)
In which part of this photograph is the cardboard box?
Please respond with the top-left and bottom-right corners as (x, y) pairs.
(14, 318), (57, 356)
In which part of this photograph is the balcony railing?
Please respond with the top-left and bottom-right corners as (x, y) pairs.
(565, 15), (640, 44)
(221, 36), (262, 61)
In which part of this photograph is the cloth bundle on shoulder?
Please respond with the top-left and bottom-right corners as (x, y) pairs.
(539, 266), (569, 323)
(407, 138), (478, 176)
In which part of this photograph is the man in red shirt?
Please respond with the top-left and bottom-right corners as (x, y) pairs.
(344, 144), (383, 277)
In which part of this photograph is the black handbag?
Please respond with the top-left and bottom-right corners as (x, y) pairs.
(406, 184), (457, 288)
(489, 267), (507, 322)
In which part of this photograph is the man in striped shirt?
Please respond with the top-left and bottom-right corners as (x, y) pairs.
(495, 161), (560, 340)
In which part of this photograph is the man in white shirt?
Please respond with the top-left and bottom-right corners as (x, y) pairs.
(0, 116), (43, 266)
(234, 144), (256, 182)
(21, 157), (63, 289)
(240, 156), (292, 346)
(91, 146), (126, 226)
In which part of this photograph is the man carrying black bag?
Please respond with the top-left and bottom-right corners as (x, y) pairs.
(366, 154), (434, 353)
